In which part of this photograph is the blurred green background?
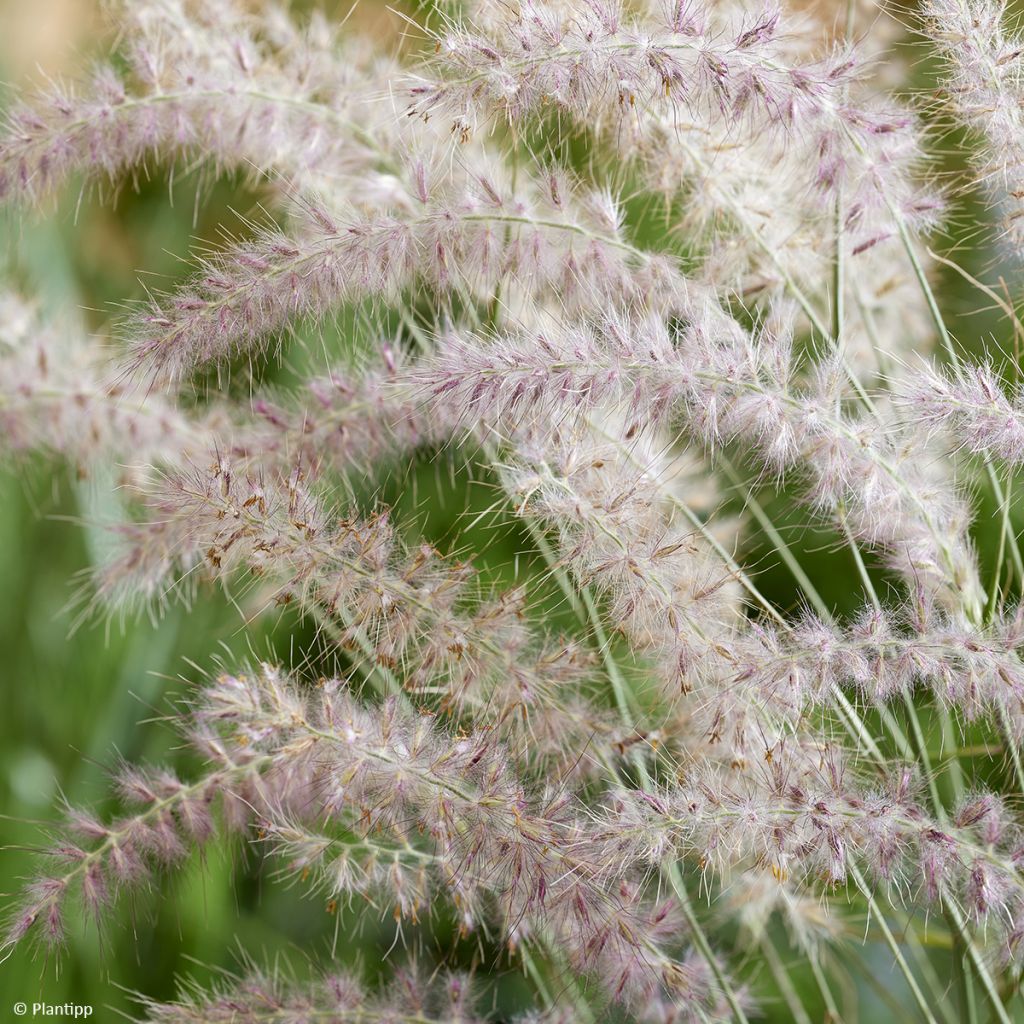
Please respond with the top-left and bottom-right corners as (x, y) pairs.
(1, 1), (1023, 1020)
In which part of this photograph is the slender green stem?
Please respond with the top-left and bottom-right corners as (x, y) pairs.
(807, 946), (841, 1021)
(988, 471), (1013, 624)
(759, 937), (814, 1024)
(719, 458), (830, 619)
(667, 862), (753, 1024)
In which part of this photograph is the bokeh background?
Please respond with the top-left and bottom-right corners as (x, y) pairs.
(0, 1), (1021, 1020)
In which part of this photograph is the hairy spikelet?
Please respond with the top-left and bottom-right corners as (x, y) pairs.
(420, 312), (983, 607)
(922, 0), (1024, 254)
(0, 292), (206, 473)
(123, 160), (691, 382)
(0, 0), (398, 204)
(137, 967), (567, 1024)
(6, 0), (1024, 1022)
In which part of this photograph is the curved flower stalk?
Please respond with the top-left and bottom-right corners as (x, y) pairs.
(8, 664), (743, 1020)
(410, 1), (821, 129)
(609, 758), (1024, 953)
(0, 332), (453, 488)
(225, 348), (454, 479)
(86, 457), (466, 619)
(922, 0), (1024, 254)
(469, 364), (1024, 753)
(196, 670), (741, 1018)
(901, 358), (1024, 465)
(89, 457), (620, 776)
(0, 292), (441, 490)
(5, 666), (608, 958)
(124, 159), (691, 383)
(418, 311), (982, 608)
(4, 734), (262, 950)
(731, 602), (1024, 734)
(413, 0), (941, 290)
(137, 966), (560, 1024)
(414, 0), (891, 159)
(0, 0), (400, 206)
(421, 313), (1020, 834)
(0, 291), (435, 497)
(473, 401), (851, 797)
(0, 291), (211, 475)
(491, 415), (859, 784)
